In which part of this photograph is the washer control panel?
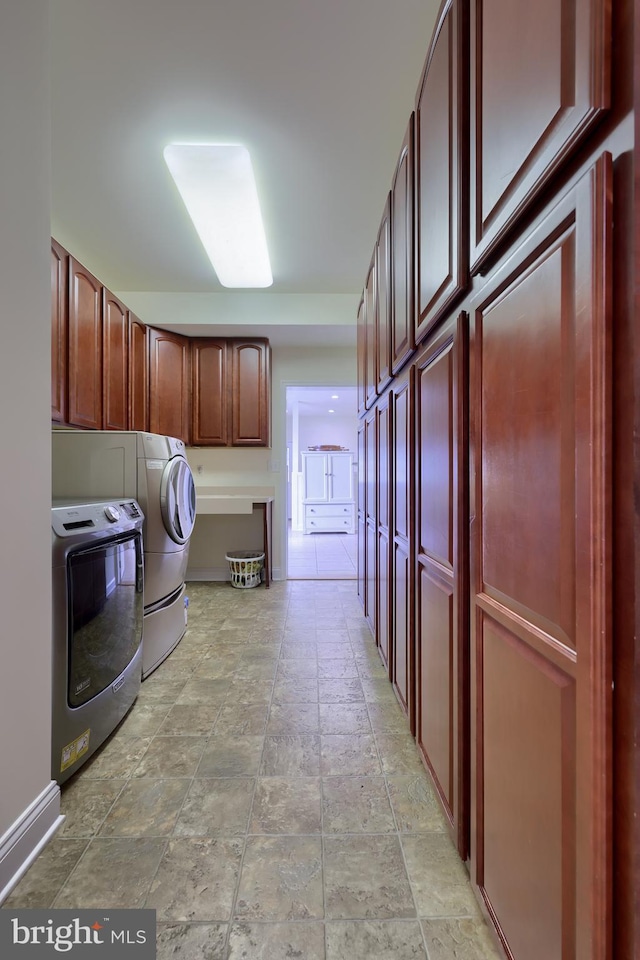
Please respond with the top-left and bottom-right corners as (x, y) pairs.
(52, 499), (144, 538)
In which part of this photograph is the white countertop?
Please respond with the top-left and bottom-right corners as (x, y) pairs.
(195, 487), (274, 515)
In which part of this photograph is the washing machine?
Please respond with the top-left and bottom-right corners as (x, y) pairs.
(52, 431), (196, 677)
(52, 498), (144, 783)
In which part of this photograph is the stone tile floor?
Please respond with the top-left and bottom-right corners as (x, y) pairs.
(287, 527), (357, 579)
(4, 580), (501, 960)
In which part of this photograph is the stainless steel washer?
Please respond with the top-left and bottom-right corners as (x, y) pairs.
(51, 498), (144, 784)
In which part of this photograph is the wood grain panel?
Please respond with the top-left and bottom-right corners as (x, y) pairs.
(415, 315), (469, 856)
(148, 327), (190, 442)
(378, 531), (391, 672)
(415, 0), (468, 343)
(480, 618), (576, 960)
(364, 258), (377, 409)
(128, 315), (148, 432)
(192, 339), (228, 445)
(357, 422), (365, 609)
(376, 195), (392, 393)
(470, 0), (610, 270)
(470, 156), (612, 959)
(391, 117), (415, 375)
(67, 256), (102, 429)
(377, 394), (392, 672)
(392, 368), (413, 726)
(357, 295), (366, 416)
(230, 339), (271, 446)
(102, 289), (128, 431)
(51, 239), (68, 423)
(418, 567), (455, 812)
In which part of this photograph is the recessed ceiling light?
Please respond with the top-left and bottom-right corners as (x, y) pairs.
(163, 143), (272, 288)
(328, 409), (335, 413)
(331, 394), (339, 399)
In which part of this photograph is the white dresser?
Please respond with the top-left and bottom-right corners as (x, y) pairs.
(301, 451), (355, 534)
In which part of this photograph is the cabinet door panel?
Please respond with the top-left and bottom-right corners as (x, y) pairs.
(470, 156), (612, 960)
(470, 0), (610, 270)
(230, 340), (270, 446)
(148, 328), (190, 442)
(392, 370), (413, 724)
(391, 118), (415, 375)
(415, 315), (468, 856)
(192, 339), (228, 445)
(357, 296), (366, 416)
(377, 396), (392, 672)
(357, 424), (366, 608)
(67, 257), (102, 429)
(329, 454), (354, 501)
(129, 315), (148, 432)
(364, 258), (377, 409)
(51, 239), (68, 423)
(102, 290), (128, 431)
(303, 454), (329, 502)
(415, 0), (467, 343)
(376, 195), (392, 393)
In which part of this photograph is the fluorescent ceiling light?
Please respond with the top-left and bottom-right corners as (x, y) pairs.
(163, 143), (272, 288)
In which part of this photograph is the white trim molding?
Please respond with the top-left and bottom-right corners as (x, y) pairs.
(0, 781), (64, 904)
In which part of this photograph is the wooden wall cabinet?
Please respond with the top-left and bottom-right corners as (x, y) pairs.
(67, 256), (103, 429)
(469, 0), (610, 271)
(192, 337), (271, 447)
(51, 239), (68, 423)
(469, 157), (612, 960)
(391, 117), (415, 375)
(376, 393), (392, 674)
(191, 339), (228, 446)
(415, 0), (468, 344)
(391, 365), (414, 729)
(415, 314), (469, 858)
(364, 406), (377, 635)
(229, 339), (271, 446)
(357, 422), (366, 608)
(128, 314), (148, 432)
(364, 257), (377, 410)
(376, 195), (392, 394)
(148, 327), (191, 443)
(102, 289), (129, 431)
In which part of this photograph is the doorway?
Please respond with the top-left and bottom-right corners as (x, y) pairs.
(285, 385), (358, 579)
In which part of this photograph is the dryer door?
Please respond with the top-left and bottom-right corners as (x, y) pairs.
(160, 457), (196, 544)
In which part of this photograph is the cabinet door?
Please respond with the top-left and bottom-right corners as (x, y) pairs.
(392, 367), (414, 727)
(357, 295), (366, 416)
(191, 339), (228, 445)
(364, 257), (377, 409)
(470, 0), (610, 270)
(303, 454), (329, 502)
(329, 453), (354, 501)
(148, 327), (191, 442)
(357, 423), (366, 608)
(377, 395), (392, 673)
(129, 315), (148, 432)
(230, 339), (271, 446)
(415, 314), (469, 858)
(391, 117), (415, 375)
(67, 256), (102, 429)
(364, 408), (377, 634)
(102, 289), (128, 431)
(376, 194), (392, 393)
(415, 0), (467, 344)
(469, 157), (612, 960)
(51, 239), (68, 423)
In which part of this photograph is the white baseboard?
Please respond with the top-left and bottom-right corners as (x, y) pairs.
(0, 780), (64, 904)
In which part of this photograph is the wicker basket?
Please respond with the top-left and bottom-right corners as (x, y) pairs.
(225, 550), (265, 589)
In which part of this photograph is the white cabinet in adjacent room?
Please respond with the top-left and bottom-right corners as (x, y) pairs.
(302, 451), (356, 534)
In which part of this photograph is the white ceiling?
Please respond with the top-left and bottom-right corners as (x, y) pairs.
(49, 0), (439, 345)
(287, 385), (358, 419)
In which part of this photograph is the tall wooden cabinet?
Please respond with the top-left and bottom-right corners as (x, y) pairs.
(355, 0), (634, 955)
(51, 239), (67, 424)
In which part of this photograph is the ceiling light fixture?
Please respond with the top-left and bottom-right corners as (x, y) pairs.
(328, 409), (335, 413)
(331, 394), (339, 399)
(163, 143), (273, 288)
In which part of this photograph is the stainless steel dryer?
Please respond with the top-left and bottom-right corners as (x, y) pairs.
(51, 498), (144, 784)
(51, 431), (196, 677)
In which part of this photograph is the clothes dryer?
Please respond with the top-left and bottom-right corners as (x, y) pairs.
(52, 431), (196, 677)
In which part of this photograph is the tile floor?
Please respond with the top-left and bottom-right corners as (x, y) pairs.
(4, 580), (501, 960)
(287, 526), (357, 579)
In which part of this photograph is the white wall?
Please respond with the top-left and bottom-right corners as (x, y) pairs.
(298, 414), (357, 462)
(0, 1), (62, 901)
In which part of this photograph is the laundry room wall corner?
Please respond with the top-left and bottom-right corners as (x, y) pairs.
(0, 1), (63, 904)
